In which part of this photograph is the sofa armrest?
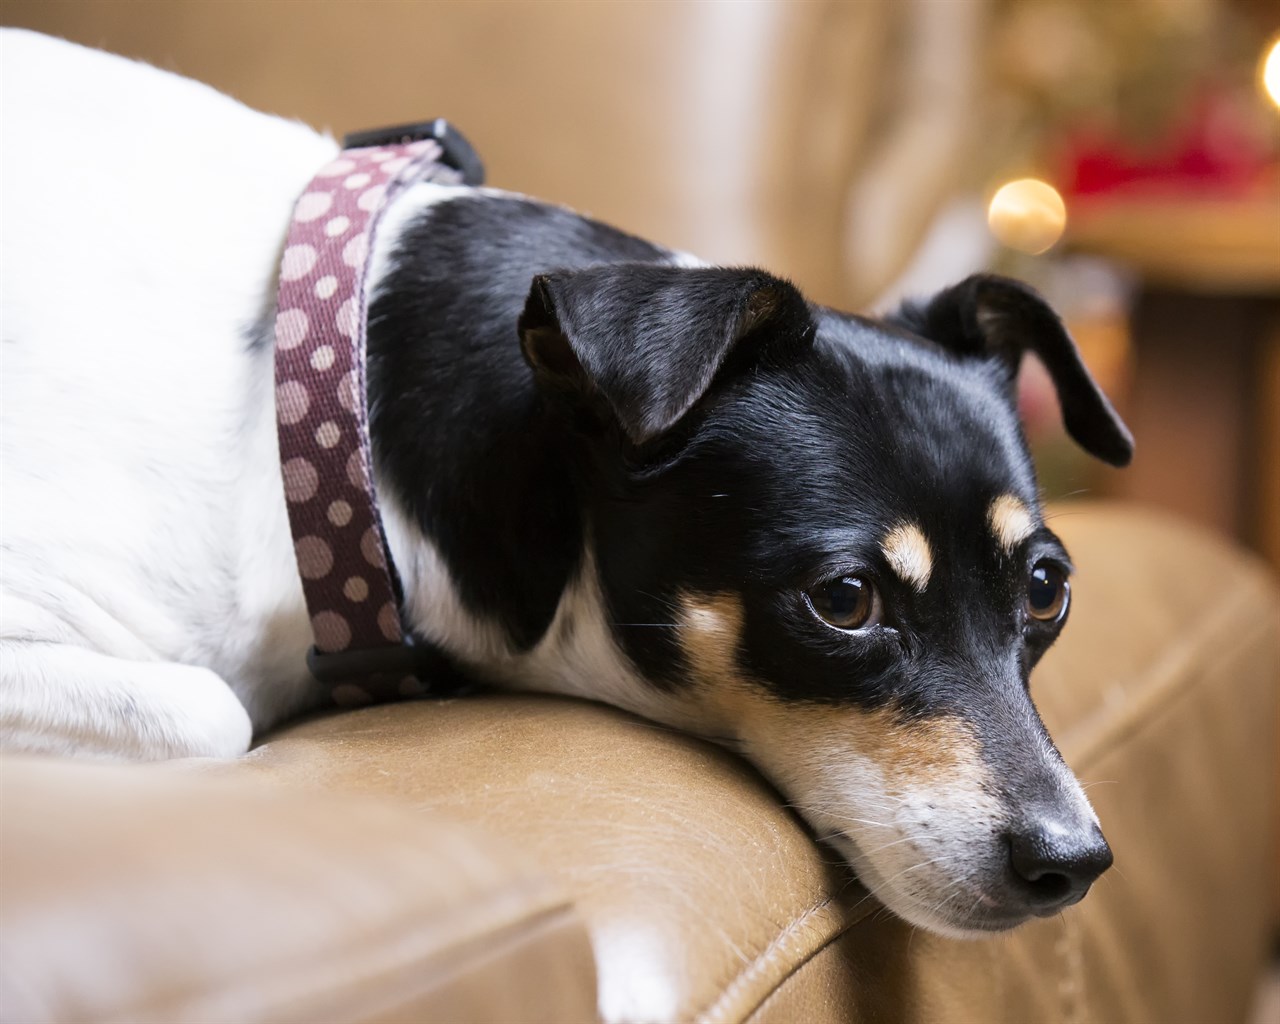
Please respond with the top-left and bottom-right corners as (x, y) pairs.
(0, 755), (597, 1024)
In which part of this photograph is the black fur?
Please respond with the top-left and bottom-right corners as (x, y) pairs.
(890, 275), (1134, 467)
(367, 197), (665, 649)
(366, 191), (1129, 760)
(519, 264), (812, 444)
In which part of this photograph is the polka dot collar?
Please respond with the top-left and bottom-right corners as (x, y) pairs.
(274, 121), (483, 707)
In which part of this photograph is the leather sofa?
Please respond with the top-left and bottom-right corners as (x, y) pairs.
(3, 504), (1276, 1023)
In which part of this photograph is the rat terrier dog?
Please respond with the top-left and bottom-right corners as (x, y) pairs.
(1, 31), (1131, 936)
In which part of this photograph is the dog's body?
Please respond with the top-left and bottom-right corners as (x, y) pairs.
(1, 31), (1131, 936)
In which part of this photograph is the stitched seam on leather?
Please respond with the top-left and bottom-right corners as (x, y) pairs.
(695, 897), (851, 1024)
(1062, 576), (1277, 770)
(1055, 909), (1085, 1024)
(736, 922), (858, 1024)
(96, 889), (579, 1022)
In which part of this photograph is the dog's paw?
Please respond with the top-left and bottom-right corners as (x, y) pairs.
(0, 644), (255, 762)
(159, 666), (254, 760)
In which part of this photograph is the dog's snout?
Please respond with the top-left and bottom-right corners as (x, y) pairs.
(1008, 820), (1112, 911)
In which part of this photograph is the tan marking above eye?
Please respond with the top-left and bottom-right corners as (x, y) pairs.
(880, 523), (933, 593)
(989, 494), (1035, 553)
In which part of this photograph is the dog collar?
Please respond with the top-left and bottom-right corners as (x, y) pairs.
(274, 120), (483, 706)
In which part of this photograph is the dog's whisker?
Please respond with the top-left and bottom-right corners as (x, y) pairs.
(855, 834), (932, 858)
(870, 854), (954, 890)
(825, 814), (898, 830)
(1100, 860), (1129, 884)
(786, 803), (898, 832)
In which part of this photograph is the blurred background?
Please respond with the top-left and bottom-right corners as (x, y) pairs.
(4, 0), (1279, 567)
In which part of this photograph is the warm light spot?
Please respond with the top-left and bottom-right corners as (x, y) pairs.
(987, 178), (1067, 255)
(1262, 37), (1280, 111)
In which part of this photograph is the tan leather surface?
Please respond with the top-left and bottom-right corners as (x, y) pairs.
(185, 697), (854, 1024)
(0, 755), (598, 1024)
(743, 939), (900, 1024)
(169, 503), (1278, 1023)
(0, 1), (817, 277)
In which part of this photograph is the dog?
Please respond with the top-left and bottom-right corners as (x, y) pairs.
(0, 30), (1132, 937)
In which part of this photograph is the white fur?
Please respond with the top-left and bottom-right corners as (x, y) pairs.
(0, 31), (671, 760)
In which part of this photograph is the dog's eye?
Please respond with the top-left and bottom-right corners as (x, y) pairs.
(1027, 562), (1069, 623)
(806, 576), (881, 631)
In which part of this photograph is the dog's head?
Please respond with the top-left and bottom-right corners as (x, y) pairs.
(519, 266), (1131, 936)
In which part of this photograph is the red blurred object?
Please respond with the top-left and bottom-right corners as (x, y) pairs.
(1059, 89), (1274, 199)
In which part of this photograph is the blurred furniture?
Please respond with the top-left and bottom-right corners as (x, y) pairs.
(0, 0), (992, 310)
(1069, 195), (1280, 570)
(3, 505), (1278, 1023)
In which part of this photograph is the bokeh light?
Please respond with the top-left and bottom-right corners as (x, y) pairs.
(1262, 37), (1280, 111)
(986, 178), (1067, 255)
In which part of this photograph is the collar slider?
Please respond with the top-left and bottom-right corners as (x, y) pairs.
(341, 118), (484, 185)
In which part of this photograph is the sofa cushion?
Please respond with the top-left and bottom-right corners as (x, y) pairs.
(0, 755), (597, 1023)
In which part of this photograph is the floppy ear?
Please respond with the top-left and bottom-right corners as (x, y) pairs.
(893, 273), (1134, 467)
(518, 264), (812, 444)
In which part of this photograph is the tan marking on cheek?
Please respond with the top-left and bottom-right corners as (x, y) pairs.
(881, 522), (933, 593)
(747, 704), (988, 787)
(676, 594), (990, 797)
(858, 711), (987, 784)
(989, 494), (1035, 553)
(677, 592), (791, 740)
(677, 591), (746, 690)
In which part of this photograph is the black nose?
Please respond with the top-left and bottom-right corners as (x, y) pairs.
(1008, 821), (1112, 911)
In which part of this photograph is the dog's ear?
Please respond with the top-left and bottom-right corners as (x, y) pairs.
(518, 265), (812, 444)
(893, 274), (1133, 467)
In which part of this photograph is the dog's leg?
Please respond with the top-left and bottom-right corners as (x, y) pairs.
(0, 641), (252, 761)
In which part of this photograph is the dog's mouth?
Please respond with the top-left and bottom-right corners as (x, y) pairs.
(825, 808), (1110, 938)
(824, 832), (1026, 936)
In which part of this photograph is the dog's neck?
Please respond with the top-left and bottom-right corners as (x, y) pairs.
(368, 371), (677, 722)
(345, 183), (699, 726)
(361, 187), (592, 667)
